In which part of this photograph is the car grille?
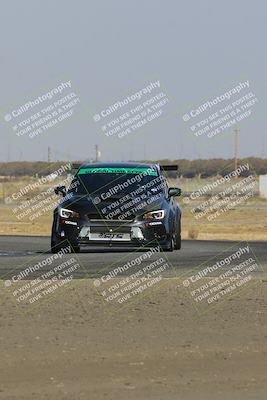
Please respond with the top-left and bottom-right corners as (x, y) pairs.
(90, 224), (131, 234)
(87, 212), (133, 222)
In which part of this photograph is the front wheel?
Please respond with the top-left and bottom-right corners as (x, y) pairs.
(51, 237), (70, 254)
(51, 239), (80, 253)
(161, 235), (174, 252)
(70, 244), (80, 253)
(174, 219), (181, 250)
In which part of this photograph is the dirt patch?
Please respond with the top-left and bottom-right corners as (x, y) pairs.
(0, 278), (266, 399)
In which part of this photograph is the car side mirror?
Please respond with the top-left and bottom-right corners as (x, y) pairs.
(168, 187), (182, 198)
(54, 185), (66, 196)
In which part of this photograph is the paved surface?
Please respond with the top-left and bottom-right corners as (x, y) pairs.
(0, 235), (266, 279)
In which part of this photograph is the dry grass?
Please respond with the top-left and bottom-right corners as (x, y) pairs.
(0, 177), (266, 241)
(187, 228), (199, 239)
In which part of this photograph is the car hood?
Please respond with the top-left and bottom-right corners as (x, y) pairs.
(58, 193), (165, 219)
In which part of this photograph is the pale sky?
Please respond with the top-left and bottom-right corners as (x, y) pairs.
(0, 0), (266, 162)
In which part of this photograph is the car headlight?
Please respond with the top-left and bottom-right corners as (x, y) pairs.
(143, 210), (165, 220)
(60, 208), (80, 219)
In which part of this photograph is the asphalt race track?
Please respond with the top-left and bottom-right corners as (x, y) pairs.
(0, 235), (266, 280)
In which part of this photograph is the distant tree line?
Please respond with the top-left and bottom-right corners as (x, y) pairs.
(0, 162), (71, 178)
(0, 158), (266, 178)
(145, 157), (267, 177)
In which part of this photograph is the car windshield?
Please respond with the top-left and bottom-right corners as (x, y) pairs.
(67, 166), (165, 197)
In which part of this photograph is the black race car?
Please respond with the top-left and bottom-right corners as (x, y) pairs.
(51, 162), (182, 253)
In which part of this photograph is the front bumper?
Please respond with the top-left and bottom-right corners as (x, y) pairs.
(58, 218), (169, 248)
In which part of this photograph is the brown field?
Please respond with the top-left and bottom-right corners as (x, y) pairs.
(0, 177), (266, 241)
(1, 278), (267, 400)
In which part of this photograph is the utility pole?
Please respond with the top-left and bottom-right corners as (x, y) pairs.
(48, 146), (52, 163)
(234, 128), (240, 171)
(95, 145), (101, 162)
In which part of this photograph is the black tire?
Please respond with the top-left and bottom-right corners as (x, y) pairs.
(51, 238), (71, 254)
(50, 219), (60, 253)
(51, 243), (62, 254)
(51, 223), (71, 253)
(174, 218), (181, 250)
(70, 244), (80, 253)
(50, 219), (80, 253)
(163, 235), (174, 252)
(51, 229), (60, 253)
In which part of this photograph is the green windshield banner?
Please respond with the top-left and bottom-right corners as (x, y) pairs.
(78, 167), (158, 176)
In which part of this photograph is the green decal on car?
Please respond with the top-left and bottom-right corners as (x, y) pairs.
(78, 167), (158, 176)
